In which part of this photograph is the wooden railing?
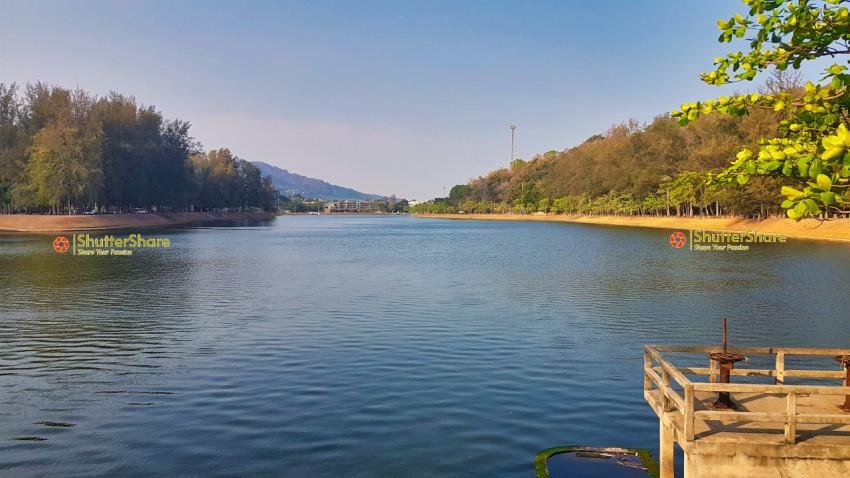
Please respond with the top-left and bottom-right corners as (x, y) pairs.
(644, 345), (850, 444)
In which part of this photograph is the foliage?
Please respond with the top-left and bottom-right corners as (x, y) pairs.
(389, 198), (409, 213)
(448, 184), (472, 204)
(451, 109), (784, 217)
(190, 149), (277, 211)
(25, 125), (102, 210)
(674, 0), (850, 219)
(278, 195), (323, 213)
(410, 201), (457, 214)
(0, 82), (278, 213)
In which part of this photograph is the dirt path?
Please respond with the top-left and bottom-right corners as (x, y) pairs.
(0, 212), (275, 232)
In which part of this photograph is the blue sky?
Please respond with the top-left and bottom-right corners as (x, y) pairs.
(0, 0), (829, 200)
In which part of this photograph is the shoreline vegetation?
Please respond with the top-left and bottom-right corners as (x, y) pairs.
(0, 83), (278, 215)
(0, 211), (274, 232)
(413, 213), (850, 242)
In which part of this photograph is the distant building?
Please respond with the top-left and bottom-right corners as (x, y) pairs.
(325, 200), (387, 213)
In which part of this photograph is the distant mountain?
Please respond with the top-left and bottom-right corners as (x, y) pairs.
(252, 161), (383, 200)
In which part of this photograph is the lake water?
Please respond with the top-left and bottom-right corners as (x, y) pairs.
(1, 215), (849, 476)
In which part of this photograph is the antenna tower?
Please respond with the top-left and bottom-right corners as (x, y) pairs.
(510, 125), (516, 163)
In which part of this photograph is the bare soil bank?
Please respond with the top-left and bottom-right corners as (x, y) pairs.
(0, 212), (275, 232)
(414, 213), (850, 242)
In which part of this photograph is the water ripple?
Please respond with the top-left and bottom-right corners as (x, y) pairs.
(1, 217), (849, 476)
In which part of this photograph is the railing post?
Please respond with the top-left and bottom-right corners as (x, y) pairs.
(785, 392), (797, 444)
(644, 347), (652, 391)
(662, 368), (671, 412)
(709, 355), (718, 383)
(776, 351), (785, 385)
(684, 384), (695, 442)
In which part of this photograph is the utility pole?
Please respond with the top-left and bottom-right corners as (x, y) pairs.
(510, 125), (516, 164)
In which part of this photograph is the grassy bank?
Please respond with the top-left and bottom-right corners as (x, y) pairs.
(0, 211), (275, 232)
(413, 213), (850, 242)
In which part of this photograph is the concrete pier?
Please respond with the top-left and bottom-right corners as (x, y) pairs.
(644, 345), (850, 478)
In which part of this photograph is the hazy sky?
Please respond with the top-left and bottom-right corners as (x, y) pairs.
(0, 0), (828, 200)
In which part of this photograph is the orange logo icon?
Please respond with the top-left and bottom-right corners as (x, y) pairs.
(670, 232), (686, 248)
(53, 236), (69, 253)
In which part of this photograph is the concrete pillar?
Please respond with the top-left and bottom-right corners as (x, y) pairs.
(660, 421), (675, 478)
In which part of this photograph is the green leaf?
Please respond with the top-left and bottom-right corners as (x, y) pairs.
(817, 174), (833, 190)
(768, 149), (786, 160)
(793, 201), (808, 217)
(781, 186), (805, 200)
(822, 146), (845, 160)
(735, 25), (747, 38)
(736, 149), (753, 160)
(744, 160), (757, 174)
(821, 191), (837, 205)
(736, 174), (749, 185)
(787, 207), (802, 220)
(765, 160), (782, 171)
(803, 198), (820, 215)
(809, 158), (823, 178)
(781, 199), (794, 208)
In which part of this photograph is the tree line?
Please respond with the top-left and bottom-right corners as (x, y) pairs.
(415, 71), (803, 219)
(0, 82), (278, 214)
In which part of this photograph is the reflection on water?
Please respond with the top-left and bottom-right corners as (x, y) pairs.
(1, 217), (849, 476)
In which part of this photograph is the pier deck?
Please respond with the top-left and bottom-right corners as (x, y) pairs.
(644, 345), (850, 477)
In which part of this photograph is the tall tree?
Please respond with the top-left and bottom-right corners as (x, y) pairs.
(25, 125), (101, 213)
(0, 83), (28, 211)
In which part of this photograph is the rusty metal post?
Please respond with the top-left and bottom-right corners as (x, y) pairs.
(715, 360), (737, 409)
(709, 318), (746, 409)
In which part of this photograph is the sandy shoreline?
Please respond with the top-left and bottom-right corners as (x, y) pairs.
(0, 212), (275, 233)
(413, 213), (850, 243)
